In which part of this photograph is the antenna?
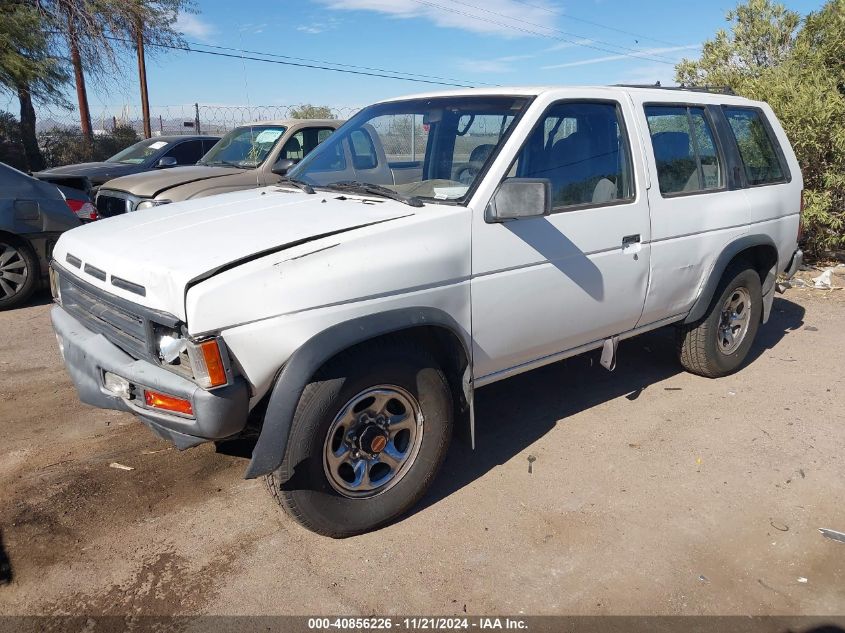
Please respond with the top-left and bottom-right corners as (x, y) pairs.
(237, 29), (256, 169)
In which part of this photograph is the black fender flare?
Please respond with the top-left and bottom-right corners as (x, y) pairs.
(684, 233), (779, 324)
(244, 307), (472, 479)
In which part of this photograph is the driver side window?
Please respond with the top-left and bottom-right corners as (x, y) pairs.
(511, 101), (635, 211)
(280, 132), (305, 161)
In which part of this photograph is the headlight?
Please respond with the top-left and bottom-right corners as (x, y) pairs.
(158, 333), (187, 364)
(135, 199), (172, 211)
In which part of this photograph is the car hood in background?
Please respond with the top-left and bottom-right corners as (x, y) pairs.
(52, 187), (416, 320)
(102, 165), (246, 198)
(34, 162), (145, 186)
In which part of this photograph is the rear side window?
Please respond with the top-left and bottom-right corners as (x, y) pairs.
(645, 105), (723, 195)
(722, 107), (785, 185)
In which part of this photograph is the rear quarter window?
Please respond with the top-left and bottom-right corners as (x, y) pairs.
(722, 107), (786, 186)
(644, 105), (724, 196)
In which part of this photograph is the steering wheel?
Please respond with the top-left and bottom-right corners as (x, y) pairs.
(457, 166), (479, 185)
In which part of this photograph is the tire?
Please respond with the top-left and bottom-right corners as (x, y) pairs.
(676, 260), (762, 378)
(265, 339), (453, 537)
(0, 236), (38, 311)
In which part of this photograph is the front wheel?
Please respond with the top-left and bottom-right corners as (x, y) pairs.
(676, 261), (763, 378)
(265, 340), (453, 537)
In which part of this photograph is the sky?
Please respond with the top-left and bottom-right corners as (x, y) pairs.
(35, 0), (829, 117)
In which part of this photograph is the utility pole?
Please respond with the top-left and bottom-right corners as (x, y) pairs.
(135, 15), (152, 139)
(67, 13), (93, 144)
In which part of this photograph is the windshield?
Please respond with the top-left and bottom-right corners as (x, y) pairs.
(106, 139), (170, 164)
(199, 125), (287, 168)
(289, 96), (530, 203)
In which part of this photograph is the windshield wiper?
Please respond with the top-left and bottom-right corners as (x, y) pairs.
(201, 160), (249, 169)
(326, 181), (423, 208)
(278, 177), (315, 194)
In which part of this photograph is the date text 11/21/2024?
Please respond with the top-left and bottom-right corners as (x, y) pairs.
(306, 617), (528, 630)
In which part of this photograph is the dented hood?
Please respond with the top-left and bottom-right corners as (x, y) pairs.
(102, 165), (246, 198)
(53, 186), (414, 320)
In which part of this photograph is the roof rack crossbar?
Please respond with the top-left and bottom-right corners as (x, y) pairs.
(614, 82), (736, 96)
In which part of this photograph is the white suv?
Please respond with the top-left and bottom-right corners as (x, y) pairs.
(49, 86), (803, 536)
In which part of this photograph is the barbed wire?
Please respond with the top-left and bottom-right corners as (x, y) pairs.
(23, 103), (361, 137)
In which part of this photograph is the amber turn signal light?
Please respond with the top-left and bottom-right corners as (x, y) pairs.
(186, 338), (229, 389)
(144, 389), (194, 416)
(199, 339), (227, 387)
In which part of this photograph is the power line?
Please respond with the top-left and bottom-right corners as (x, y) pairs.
(509, 0), (684, 48)
(408, 0), (676, 65)
(104, 36), (480, 88)
(441, 0), (681, 62)
(182, 40), (499, 87)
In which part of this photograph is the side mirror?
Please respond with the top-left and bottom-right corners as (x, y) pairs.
(271, 158), (297, 176)
(485, 178), (552, 223)
(157, 156), (178, 168)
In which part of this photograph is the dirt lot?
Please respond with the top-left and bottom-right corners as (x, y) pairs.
(0, 284), (843, 619)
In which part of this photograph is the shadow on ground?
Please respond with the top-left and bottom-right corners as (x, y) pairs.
(414, 297), (805, 515)
(0, 528), (12, 586)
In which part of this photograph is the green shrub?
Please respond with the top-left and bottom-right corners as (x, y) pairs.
(38, 124), (140, 167)
(677, 0), (845, 257)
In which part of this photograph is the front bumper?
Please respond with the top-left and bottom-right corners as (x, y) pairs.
(51, 305), (250, 449)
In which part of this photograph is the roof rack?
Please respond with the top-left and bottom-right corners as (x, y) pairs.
(614, 82), (736, 96)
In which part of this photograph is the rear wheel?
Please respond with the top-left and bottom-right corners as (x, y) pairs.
(265, 340), (453, 537)
(676, 261), (762, 378)
(0, 237), (38, 310)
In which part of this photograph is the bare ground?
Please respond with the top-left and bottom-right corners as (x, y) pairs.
(0, 285), (843, 617)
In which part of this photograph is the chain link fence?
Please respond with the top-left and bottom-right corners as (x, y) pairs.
(0, 103), (361, 170)
(32, 103), (360, 136)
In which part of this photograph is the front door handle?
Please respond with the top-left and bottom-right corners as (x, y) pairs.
(622, 234), (641, 246)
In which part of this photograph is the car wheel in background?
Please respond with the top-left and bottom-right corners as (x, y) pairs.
(0, 237), (39, 310)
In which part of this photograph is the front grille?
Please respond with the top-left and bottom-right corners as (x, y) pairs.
(95, 194), (130, 217)
(56, 267), (180, 361)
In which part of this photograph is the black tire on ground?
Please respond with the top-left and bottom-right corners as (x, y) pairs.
(265, 339), (453, 538)
(0, 236), (38, 311)
(676, 260), (763, 378)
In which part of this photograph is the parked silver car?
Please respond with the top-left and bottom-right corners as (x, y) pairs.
(0, 163), (80, 309)
(95, 119), (343, 216)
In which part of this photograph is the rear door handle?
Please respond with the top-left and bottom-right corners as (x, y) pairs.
(622, 234), (641, 246)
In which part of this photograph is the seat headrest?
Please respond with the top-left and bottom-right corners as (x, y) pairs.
(469, 143), (494, 164)
(552, 131), (593, 166)
(285, 137), (302, 156)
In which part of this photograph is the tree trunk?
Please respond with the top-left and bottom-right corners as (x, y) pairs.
(17, 84), (45, 172)
(67, 12), (93, 150)
(135, 17), (151, 139)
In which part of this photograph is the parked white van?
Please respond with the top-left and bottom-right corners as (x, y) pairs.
(50, 86), (803, 536)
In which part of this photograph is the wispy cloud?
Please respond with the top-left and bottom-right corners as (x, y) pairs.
(175, 13), (217, 43)
(542, 45), (700, 69)
(296, 15), (342, 35)
(457, 58), (513, 73)
(543, 38), (599, 53)
(314, 0), (560, 37)
(616, 63), (679, 86)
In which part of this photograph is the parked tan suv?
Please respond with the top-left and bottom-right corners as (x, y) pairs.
(94, 119), (343, 216)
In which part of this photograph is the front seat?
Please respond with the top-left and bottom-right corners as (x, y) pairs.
(283, 136), (303, 161)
